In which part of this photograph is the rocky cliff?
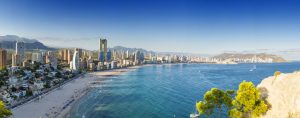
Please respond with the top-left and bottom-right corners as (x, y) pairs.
(257, 71), (300, 118)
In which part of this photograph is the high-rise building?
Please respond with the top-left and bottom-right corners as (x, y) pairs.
(134, 50), (144, 65)
(112, 50), (117, 60)
(60, 49), (64, 60)
(107, 50), (112, 62)
(80, 58), (87, 69)
(99, 39), (107, 62)
(0, 49), (7, 70)
(32, 53), (42, 63)
(12, 54), (20, 66)
(98, 51), (105, 62)
(134, 50), (140, 63)
(63, 49), (69, 61)
(26, 53), (32, 61)
(67, 50), (72, 64)
(126, 50), (129, 59)
(47, 51), (53, 56)
(16, 41), (25, 62)
(46, 55), (58, 69)
(71, 51), (79, 70)
(75, 48), (82, 59)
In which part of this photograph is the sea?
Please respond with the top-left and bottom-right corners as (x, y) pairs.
(68, 62), (300, 118)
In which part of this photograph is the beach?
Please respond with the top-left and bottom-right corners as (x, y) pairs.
(11, 67), (139, 118)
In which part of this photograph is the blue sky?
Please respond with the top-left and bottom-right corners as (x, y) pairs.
(0, 0), (300, 54)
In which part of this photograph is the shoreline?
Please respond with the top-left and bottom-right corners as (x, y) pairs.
(11, 66), (140, 118)
(59, 66), (141, 118)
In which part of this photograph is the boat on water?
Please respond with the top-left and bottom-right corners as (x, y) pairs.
(250, 65), (257, 71)
(190, 102), (200, 118)
(190, 113), (200, 118)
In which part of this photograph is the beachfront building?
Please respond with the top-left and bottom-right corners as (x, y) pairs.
(89, 63), (95, 71)
(67, 49), (72, 64)
(62, 49), (68, 61)
(0, 48), (7, 70)
(111, 61), (118, 69)
(99, 38), (107, 62)
(79, 59), (87, 69)
(75, 48), (82, 59)
(71, 51), (79, 71)
(98, 51), (105, 62)
(107, 50), (112, 62)
(133, 50), (144, 65)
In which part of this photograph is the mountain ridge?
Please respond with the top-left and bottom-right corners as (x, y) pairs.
(213, 53), (286, 62)
(0, 35), (52, 50)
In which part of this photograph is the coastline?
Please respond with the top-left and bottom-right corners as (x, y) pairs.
(11, 66), (140, 118)
(59, 66), (141, 118)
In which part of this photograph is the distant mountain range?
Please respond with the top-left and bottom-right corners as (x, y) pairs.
(109, 46), (212, 57)
(224, 49), (300, 61)
(109, 46), (154, 54)
(213, 53), (287, 62)
(0, 35), (293, 61)
(0, 35), (52, 50)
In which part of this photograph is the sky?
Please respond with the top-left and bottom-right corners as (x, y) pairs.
(0, 0), (300, 54)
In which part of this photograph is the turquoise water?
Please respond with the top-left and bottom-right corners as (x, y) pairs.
(69, 63), (300, 118)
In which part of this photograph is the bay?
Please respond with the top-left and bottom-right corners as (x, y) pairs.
(69, 62), (300, 118)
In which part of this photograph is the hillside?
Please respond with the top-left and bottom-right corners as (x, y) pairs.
(0, 35), (52, 50)
(257, 71), (300, 118)
(109, 46), (153, 54)
(213, 53), (286, 62)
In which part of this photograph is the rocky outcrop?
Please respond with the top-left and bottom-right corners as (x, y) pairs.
(257, 71), (300, 118)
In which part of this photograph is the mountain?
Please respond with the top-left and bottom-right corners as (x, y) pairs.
(213, 53), (286, 62)
(0, 35), (52, 50)
(109, 46), (153, 54)
(109, 46), (211, 57)
(223, 49), (300, 61)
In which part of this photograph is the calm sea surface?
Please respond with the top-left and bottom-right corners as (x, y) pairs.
(69, 62), (300, 118)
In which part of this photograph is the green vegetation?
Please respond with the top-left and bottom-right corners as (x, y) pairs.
(196, 88), (234, 117)
(0, 100), (12, 118)
(272, 71), (281, 85)
(196, 81), (268, 118)
(229, 81), (268, 118)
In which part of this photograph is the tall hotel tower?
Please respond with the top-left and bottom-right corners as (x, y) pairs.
(99, 38), (107, 62)
(0, 49), (7, 70)
(72, 51), (79, 70)
(16, 41), (25, 62)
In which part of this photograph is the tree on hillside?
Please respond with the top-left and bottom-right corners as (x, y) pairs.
(0, 100), (12, 118)
(229, 81), (268, 118)
(196, 88), (234, 118)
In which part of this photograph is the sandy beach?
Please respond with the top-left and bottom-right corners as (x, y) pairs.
(11, 67), (139, 118)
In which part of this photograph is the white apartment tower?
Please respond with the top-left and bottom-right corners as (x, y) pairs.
(72, 51), (79, 70)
